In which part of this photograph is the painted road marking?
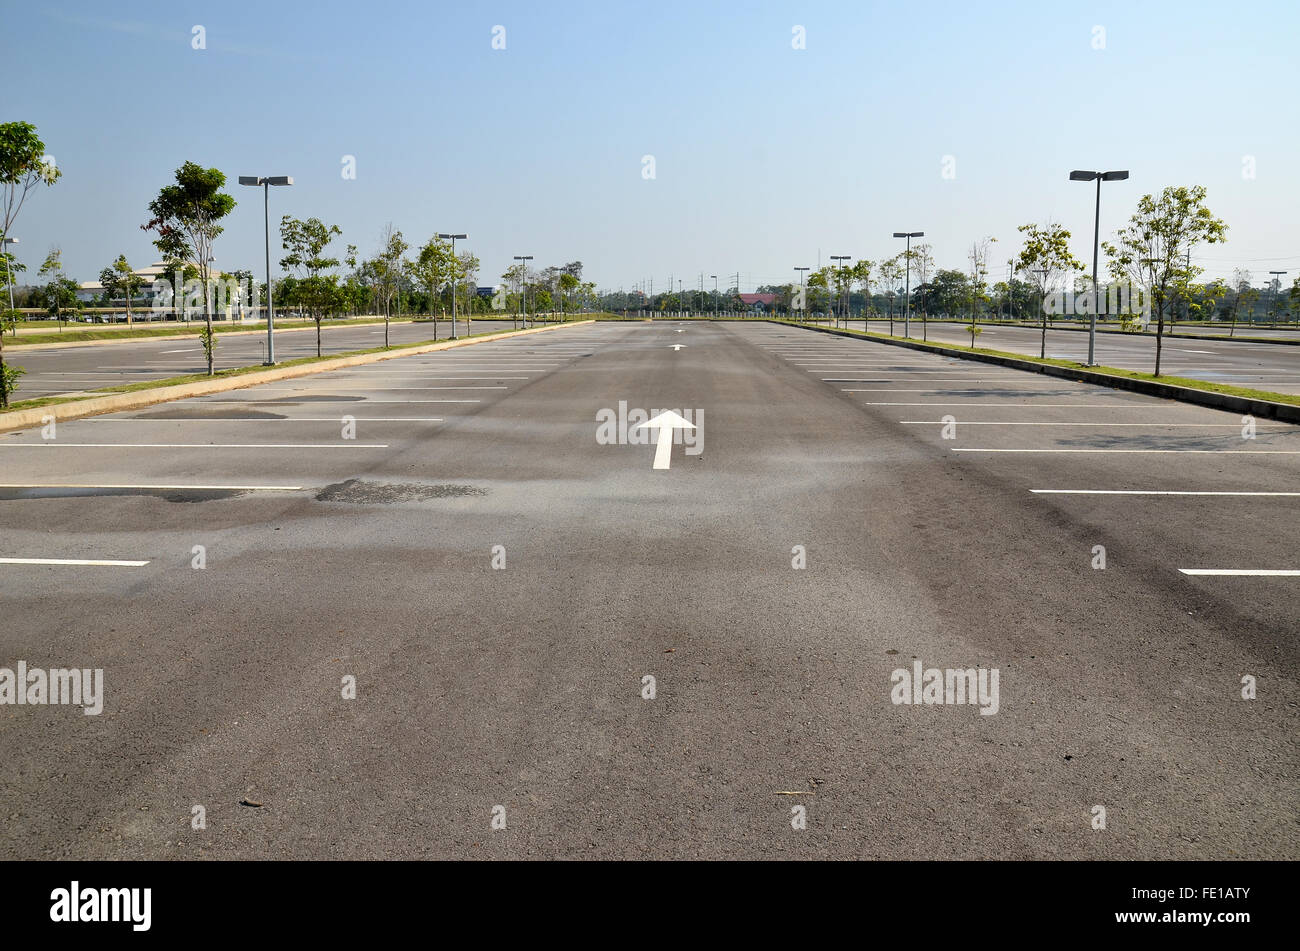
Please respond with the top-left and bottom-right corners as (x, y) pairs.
(952, 448), (1300, 454)
(0, 557), (150, 567)
(903, 421), (1247, 427)
(1178, 569), (1300, 576)
(1031, 489), (1300, 496)
(0, 443), (390, 449)
(0, 483), (305, 490)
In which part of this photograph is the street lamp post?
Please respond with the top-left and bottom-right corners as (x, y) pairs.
(438, 233), (468, 338)
(1070, 169), (1129, 365)
(237, 175), (293, 364)
(1268, 271), (1288, 324)
(793, 267), (809, 320)
(710, 274), (718, 316)
(513, 255), (533, 328)
(830, 255), (851, 327)
(892, 232), (923, 338)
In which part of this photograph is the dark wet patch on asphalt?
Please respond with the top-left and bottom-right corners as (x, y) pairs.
(135, 409), (288, 420)
(0, 487), (245, 502)
(315, 479), (488, 504)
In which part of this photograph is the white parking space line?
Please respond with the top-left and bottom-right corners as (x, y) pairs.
(1031, 490), (1300, 496)
(0, 483), (305, 490)
(0, 443), (390, 449)
(0, 557), (150, 567)
(77, 417), (443, 422)
(902, 421), (1245, 427)
(242, 386), (506, 391)
(195, 399), (479, 404)
(864, 402), (1203, 408)
(952, 448), (1300, 454)
(1178, 569), (1300, 576)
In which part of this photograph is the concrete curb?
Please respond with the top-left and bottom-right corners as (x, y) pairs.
(0, 321), (593, 434)
(773, 321), (1300, 425)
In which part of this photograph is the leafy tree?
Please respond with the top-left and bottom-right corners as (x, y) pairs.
(98, 254), (145, 325)
(411, 235), (454, 334)
(558, 272), (579, 319)
(280, 215), (343, 356)
(1016, 222), (1084, 357)
(142, 162), (236, 374)
(1103, 185), (1227, 375)
(1, 121), (61, 404)
(850, 260), (874, 328)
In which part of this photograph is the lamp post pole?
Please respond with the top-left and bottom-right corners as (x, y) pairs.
(438, 234), (468, 338)
(238, 175), (293, 364)
(513, 255), (532, 328)
(794, 267), (809, 321)
(892, 232), (923, 337)
(1070, 169), (1129, 365)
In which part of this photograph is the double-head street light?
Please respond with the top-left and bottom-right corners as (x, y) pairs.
(513, 255), (533, 328)
(2, 236), (18, 315)
(1070, 169), (1129, 365)
(237, 175), (293, 364)
(892, 232), (923, 337)
(437, 233), (468, 338)
(793, 266), (809, 320)
(1268, 271), (1288, 322)
(830, 255), (851, 327)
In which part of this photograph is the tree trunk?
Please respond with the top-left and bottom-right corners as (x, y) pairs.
(1154, 312), (1164, 377)
(316, 314), (322, 357)
(203, 278), (213, 376)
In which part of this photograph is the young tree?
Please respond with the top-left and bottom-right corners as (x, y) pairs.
(375, 225), (408, 348)
(456, 251), (480, 333)
(1102, 185), (1227, 376)
(558, 272), (579, 321)
(280, 215), (343, 357)
(1016, 222), (1084, 358)
(411, 235), (454, 337)
(966, 235), (997, 328)
(908, 246), (934, 338)
(38, 248), (81, 330)
(502, 261), (528, 328)
(142, 162), (236, 375)
(850, 259), (874, 331)
(877, 256), (903, 334)
(98, 254), (146, 326)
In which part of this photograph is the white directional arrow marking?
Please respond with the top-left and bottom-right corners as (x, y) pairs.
(671, 344), (685, 351)
(675, 329), (685, 333)
(633, 410), (696, 470)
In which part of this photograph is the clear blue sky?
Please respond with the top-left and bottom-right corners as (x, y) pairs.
(8, 0), (1299, 290)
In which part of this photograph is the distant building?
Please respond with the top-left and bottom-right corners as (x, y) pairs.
(737, 293), (777, 313)
(76, 261), (225, 304)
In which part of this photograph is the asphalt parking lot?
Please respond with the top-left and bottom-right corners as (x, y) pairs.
(0, 320), (1295, 859)
(866, 320), (1300, 394)
(6, 318), (522, 399)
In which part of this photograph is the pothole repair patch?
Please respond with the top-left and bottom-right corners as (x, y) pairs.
(315, 479), (487, 503)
